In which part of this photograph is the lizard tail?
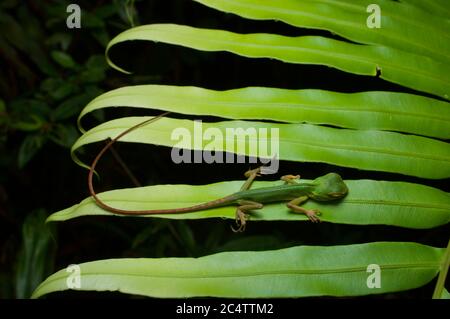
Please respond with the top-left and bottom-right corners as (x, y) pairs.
(88, 112), (237, 215)
(91, 193), (236, 215)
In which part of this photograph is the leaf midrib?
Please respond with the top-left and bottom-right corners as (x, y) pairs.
(53, 196), (450, 218)
(80, 125), (450, 163)
(91, 93), (450, 122)
(39, 262), (440, 285)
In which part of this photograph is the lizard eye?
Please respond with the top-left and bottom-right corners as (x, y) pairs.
(328, 192), (343, 198)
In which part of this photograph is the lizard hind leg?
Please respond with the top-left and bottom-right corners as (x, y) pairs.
(241, 165), (274, 191)
(287, 196), (321, 223)
(244, 166), (262, 179)
(240, 166), (264, 191)
(232, 200), (263, 232)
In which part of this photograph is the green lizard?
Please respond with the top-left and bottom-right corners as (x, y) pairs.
(88, 114), (348, 232)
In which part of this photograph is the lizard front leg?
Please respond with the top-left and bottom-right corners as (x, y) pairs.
(281, 174), (300, 184)
(232, 200), (263, 232)
(287, 196), (321, 223)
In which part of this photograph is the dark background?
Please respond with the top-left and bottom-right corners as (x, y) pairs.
(0, 0), (448, 299)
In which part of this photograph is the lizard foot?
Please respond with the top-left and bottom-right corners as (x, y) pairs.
(305, 209), (321, 223)
(244, 167), (262, 178)
(287, 201), (322, 223)
(281, 174), (300, 184)
(232, 210), (247, 232)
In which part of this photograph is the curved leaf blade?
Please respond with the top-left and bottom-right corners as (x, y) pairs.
(79, 85), (450, 139)
(106, 24), (450, 99)
(194, 0), (450, 63)
(32, 242), (444, 298)
(47, 180), (450, 229)
(72, 117), (450, 179)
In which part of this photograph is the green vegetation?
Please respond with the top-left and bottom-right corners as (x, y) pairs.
(1, 0), (448, 299)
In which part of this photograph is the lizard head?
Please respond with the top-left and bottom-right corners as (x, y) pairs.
(309, 173), (348, 201)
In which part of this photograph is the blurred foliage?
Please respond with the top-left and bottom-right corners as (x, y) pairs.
(0, 0), (141, 169)
(15, 209), (55, 299)
(0, 0), (139, 299)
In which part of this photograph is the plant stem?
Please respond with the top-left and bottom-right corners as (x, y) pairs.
(432, 238), (450, 299)
(108, 144), (141, 187)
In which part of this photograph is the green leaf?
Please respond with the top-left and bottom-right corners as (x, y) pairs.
(72, 116), (450, 179)
(85, 54), (108, 70)
(18, 134), (46, 168)
(51, 84), (76, 101)
(46, 33), (72, 51)
(441, 288), (450, 299)
(52, 93), (96, 121)
(402, 0), (450, 18)
(16, 209), (55, 299)
(193, 0), (450, 64)
(48, 124), (79, 149)
(0, 12), (56, 76)
(8, 99), (50, 131)
(9, 98), (51, 117)
(0, 34), (36, 81)
(11, 114), (44, 132)
(79, 85), (450, 139)
(91, 29), (110, 47)
(78, 68), (106, 83)
(47, 179), (450, 230)
(41, 78), (77, 101)
(41, 78), (59, 92)
(106, 24), (450, 99)
(51, 50), (77, 69)
(31, 242), (444, 298)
